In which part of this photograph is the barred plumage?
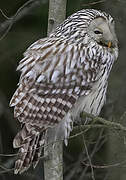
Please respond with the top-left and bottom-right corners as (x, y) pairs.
(10, 9), (118, 174)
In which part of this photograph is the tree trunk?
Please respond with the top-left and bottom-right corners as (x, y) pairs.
(44, 0), (67, 180)
(47, 0), (67, 35)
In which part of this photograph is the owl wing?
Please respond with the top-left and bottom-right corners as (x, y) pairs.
(10, 37), (101, 127)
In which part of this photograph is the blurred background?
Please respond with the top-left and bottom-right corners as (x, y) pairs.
(0, 0), (126, 179)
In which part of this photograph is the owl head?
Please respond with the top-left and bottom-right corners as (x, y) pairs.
(51, 9), (118, 50)
(88, 16), (118, 49)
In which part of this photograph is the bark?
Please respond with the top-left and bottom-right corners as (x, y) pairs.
(47, 0), (67, 35)
(44, 0), (67, 180)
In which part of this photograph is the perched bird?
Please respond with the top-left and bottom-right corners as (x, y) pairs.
(10, 9), (118, 174)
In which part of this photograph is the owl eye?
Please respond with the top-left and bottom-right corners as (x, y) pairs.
(94, 30), (103, 35)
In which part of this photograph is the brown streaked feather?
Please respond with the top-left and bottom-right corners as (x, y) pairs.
(14, 124), (46, 174)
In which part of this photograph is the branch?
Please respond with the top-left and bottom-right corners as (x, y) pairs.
(82, 0), (106, 6)
(74, 111), (126, 133)
(0, 0), (43, 40)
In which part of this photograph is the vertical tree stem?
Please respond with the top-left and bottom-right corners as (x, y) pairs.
(47, 0), (67, 35)
(44, 0), (67, 180)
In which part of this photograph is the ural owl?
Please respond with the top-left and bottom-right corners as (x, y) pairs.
(10, 9), (118, 174)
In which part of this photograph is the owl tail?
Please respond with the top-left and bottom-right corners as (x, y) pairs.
(13, 124), (46, 174)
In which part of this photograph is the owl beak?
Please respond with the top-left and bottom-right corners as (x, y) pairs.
(108, 41), (112, 48)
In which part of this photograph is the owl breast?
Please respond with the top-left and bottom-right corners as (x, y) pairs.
(70, 65), (108, 121)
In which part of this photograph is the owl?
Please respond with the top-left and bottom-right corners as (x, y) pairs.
(10, 9), (118, 174)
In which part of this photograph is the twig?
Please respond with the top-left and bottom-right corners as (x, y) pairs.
(82, 135), (95, 180)
(74, 111), (126, 132)
(0, 9), (12, 20)
(82, 0), (106, 6)
(82, 160), (126, 169)
(0, 0), (42, 40)
(79, 129), (105, 180)
(79, 116), (95, 180)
